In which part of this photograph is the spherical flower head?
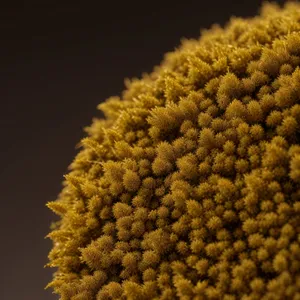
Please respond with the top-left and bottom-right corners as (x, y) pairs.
(45, 2), (300, 299)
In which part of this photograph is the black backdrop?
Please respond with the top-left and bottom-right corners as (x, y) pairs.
(0, 1), (286, 299)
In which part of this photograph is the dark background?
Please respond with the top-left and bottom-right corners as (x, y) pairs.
(0, 1), (286, 299)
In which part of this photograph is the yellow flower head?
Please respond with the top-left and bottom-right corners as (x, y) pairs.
(46, 2), (300, 299)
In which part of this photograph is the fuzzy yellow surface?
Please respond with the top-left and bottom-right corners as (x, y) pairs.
(46, 2), (300, 299)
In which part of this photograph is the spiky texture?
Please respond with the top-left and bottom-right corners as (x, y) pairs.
(45, 2), (300, 299)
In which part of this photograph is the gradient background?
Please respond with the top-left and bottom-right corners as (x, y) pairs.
(0, 1), (286, 299)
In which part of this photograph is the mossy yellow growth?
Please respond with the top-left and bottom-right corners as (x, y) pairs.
(45, 2), (300, 299)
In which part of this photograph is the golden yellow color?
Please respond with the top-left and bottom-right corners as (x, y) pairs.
(45, 2), (300, 299)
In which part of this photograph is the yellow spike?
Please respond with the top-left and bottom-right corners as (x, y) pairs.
(46, 201), (67, 216)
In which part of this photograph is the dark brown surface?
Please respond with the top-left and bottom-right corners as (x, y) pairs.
(0, 1), (286, 299)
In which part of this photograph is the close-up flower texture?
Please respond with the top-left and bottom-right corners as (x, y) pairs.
(45, 2), (300, 299)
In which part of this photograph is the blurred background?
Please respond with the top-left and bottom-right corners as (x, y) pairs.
(0, 0), (286, 299)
